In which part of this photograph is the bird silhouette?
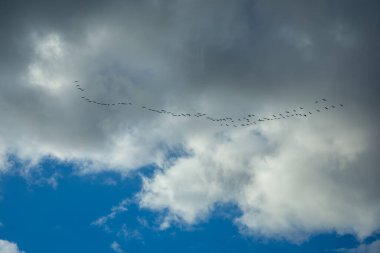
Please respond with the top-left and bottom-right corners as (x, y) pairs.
(73, 80), (345, 128)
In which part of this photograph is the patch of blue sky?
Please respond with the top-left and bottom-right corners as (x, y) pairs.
(0, 155), (377, 253)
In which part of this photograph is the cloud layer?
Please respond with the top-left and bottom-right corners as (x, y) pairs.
(0, 0), (379, 242)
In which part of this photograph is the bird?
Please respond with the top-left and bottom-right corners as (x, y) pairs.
(322, 98), (327, 101)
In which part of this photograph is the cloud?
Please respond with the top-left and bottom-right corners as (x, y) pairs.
(92, 199), (130, 232)
(117, 224), (143, 242)
(110, 241), (124, 253)
(0, 239), (25, 253)
(0, 0), (379, 242)
(139, 117), (380, 241)
(337, 240), (380, 253)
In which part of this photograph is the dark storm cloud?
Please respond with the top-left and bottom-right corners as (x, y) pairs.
(166, 0), (380, 105)
(3, 0), (378, 101)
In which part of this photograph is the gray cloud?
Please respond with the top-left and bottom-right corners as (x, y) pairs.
(0, 0), (379, 242)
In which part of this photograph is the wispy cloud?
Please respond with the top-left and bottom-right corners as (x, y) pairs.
(92, 199), (130, 232)
(336, 240), (380, 253)
(110, 241), (124, 253)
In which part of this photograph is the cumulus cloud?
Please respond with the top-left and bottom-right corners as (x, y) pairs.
(0, 0), (379, 242)
(0, 239), (25, 253)
(139, 116), (380, 240)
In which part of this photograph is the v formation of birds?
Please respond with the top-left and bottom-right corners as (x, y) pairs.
(74, 81), (344, 128)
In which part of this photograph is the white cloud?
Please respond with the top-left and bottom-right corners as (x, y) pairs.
(0, 239), (25, 253)
(110, 241), (124, 253)
(92, 199), (130, 232)
(139, 116), (380, 241)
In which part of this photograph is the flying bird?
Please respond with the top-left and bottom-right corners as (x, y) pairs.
(72, 79), (346, 128)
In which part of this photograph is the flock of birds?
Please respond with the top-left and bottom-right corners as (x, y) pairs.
(74, 81), (344, 128)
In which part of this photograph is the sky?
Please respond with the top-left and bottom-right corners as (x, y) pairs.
(0, 0), (379, 252)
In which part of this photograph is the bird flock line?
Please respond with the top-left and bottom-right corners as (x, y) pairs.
(74, 81), (344, 128)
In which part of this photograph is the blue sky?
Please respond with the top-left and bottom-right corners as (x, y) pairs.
(1, 1), (380, 252)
